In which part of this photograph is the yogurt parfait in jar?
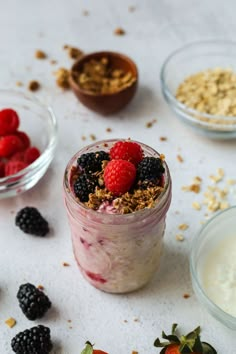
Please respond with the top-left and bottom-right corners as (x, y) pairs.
(63, 139), (172, 293)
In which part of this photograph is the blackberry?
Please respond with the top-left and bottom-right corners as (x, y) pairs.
(11, 325), (53, 354)
(137, 157), (165, 181)
(74, 174), (97, 202)
(17, 283), (51, 320)
(15, 207), (49, 237)
(77, 151), (110, 173)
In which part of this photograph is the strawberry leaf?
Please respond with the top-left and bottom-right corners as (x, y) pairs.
(153, 338), (170, 347)
(81, 341), (94, 354)
(202, 342), (217, 354)
(179, 343), (193, 353)
(172, 323), (178, 334)
(186, 326), (201, 339)
(192, 335), (203, 353)
(162, 330), (180, 343)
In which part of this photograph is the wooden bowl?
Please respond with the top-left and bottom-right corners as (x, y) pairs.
(69, 51), (138, 115)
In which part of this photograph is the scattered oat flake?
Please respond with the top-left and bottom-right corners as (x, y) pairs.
(183, 293), (190, 299)
(37, 285), (44, 290)
(67, 320), (72, 323)
(176, 234), (184, 241)
(227, 179), (236, 185)
(133, 318), (139, 322)
(146, 121), (153, 128)
(62, 262), (70, 267)
(63, 44), (69, 50)
(177, 154), (184, 163)
(35, 50), (47, 59)
(106, 127), (112, 132)
(159, 154), (165, 161)
(81, 135), (86, 141)
(82, 9), (89, 16)
(50, 60), (57, 65)
(90, 134), (96, 141)
(114, 27), (126, 35)
(124, 320), (128, 323)
(5, 318), (16, 328)
(160, 136), (167, 141)
(28, 80), (40, 92)
(178, 223), (189, 231)
(192, 202), (201, 210)
(16, 81), (23, 87)
(132, 351), (138, 354)
(220, 201), (230, 210)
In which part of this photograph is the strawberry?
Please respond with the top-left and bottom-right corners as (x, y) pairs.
(110, 141), (143, 165)
(81, 341), (108, 354)
(14, 131), (31, 149)
(154, 324), (216, 354)
(0, 135), (24, 158)
(0, 160), (5, 178)
(24, 147), (40, 164)
(104, 159), (136, 195)
(5, 160), (28, 176)
(0, 108), (19, 135)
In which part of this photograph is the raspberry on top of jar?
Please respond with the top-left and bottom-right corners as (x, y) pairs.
(70, 140), (166, 214)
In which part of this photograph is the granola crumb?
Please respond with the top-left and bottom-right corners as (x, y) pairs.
(5, 318), (16, 328)
(55, 68), (70, 89)
(62, 262), (70, 267)
(176, 234), (184, 241)
(128, 5), (136, 12)
(146, 119), (157, 128)
(37, 285), (44, 290)
(159, 154), (165, 161)
(67, 46), (83, 60)
(106, 127), (112, 132)
(63, 44), (69, 50)
(160, 136), (167, 141)
(133, 318), (139, 322)
(192, 202), (201, 210)
(114, 27), (126, 35)
(177, 154), (184, 163)
(81, 135), (86, 141)
(90, 134), (96, 141)
(82, 9), (89, 16)
(124, 319), (128, 323)
(67, 320), (72, 323)
(16, 81), (23, 87)
(178, 223), (189, 231)
(132, 351), (138, 354)
(50, 59), (57, 65)
(35, 50), (47, 59)
(183, 293), (190, 299)
(28, 80), (40, 92)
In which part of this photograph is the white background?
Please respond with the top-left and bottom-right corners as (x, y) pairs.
(0, 0), (236, 353)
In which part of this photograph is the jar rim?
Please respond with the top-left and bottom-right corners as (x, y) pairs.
(63, 138), (171, 221)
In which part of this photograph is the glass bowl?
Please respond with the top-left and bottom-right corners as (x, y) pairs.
(0, 90), (57, 198)
(190, 206), (236, 329)
(160, 40), (236, 139)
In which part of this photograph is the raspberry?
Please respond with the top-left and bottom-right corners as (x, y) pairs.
(5, 160), (28, 176)
(104, 159), (136, 195)
(14, 131), (31, 149)
(24, 147), (40, 164)
(0, 135), (23, 158)
(0, 160), (5, 177)
(10, 151), (25, 162)
(109, 141), (143, 165)
(0, 108), (19, 135)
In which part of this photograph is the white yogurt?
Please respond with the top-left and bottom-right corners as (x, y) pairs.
(202, 235), (236, 317)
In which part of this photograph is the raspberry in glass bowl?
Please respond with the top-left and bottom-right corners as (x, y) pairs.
(63, 139), (172, 293)
(0, 90), (57, 198)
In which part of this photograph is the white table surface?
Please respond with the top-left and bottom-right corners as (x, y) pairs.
(1, 0), (236, 353)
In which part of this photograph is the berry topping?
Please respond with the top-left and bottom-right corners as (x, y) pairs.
(74, 174), (98, 202)
(14, 131), (31, 149)
(24, 146), (40, 164)
(137, 157), (165, 181)
(11, 325), (53, 354)
(17, 283), (51, 320)
(104, 159), (136, 195)
(110, 141), (143, 165)
(154, 323), (217, 354)
(5, 160), (28, 176)
(0, 135), (23, 158)
(15, 207), (49, 237)
(10, 151), (25, 162)
(0, 108), (19, 135)
(77, 151), (110, 173)
(0, 160), (5, 177)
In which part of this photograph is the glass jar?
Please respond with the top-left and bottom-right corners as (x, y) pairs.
(63, 139), (172, 293)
